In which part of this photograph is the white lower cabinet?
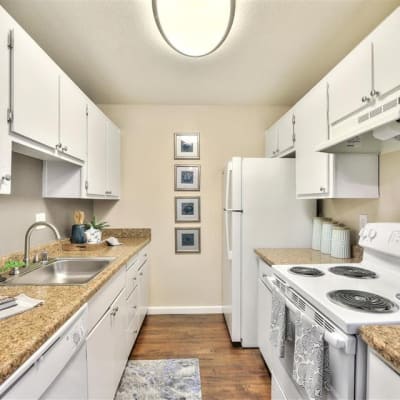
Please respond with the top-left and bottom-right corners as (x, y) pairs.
(366, 349), (400, 400)
(87, 246), (150, 400)
(138, 255), (150, 327)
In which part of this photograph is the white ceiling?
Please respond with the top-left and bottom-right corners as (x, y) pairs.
(0, 0), (399, 105)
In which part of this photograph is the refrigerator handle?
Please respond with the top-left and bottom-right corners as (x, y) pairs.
(224, 211), (232, 260)
(224, 163), (232, 210)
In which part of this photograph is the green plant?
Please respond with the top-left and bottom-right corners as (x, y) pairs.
(85, 215), (109, 231)
(0, 260), (25, 274)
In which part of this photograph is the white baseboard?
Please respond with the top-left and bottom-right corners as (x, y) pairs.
(147, 306), (223, 315)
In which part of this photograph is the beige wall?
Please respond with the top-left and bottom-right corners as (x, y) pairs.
(322, 151), (400, 242)
(94, 105), (288, 307)
(0, 153), (93, 255)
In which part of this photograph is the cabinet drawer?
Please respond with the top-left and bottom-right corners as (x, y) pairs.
(87, 267), (125, 333)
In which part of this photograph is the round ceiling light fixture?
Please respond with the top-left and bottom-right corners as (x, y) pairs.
(152, 0), (236, 57)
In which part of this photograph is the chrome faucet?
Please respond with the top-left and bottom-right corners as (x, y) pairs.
(23, 222), (61, 267)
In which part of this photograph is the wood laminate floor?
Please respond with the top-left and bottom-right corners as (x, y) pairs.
(129, 314), (271, 400)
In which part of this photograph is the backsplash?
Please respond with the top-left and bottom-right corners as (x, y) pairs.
(0, 153), (94, 255)
(322, 150), (400, 243)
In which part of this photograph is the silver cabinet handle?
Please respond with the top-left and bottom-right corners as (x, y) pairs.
(370, 89), (380, 97)
(111, 306), (119, 317)
(105, 190), (112, 195)
(140, 272), (143, 276)
(1, 174), (11, 182)
(62, 146), (68, 152)
(320, 187), (326, 192)
(361, 96), (371, 103)
(55, 143), (62, 150)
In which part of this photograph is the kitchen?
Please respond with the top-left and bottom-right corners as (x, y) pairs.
(0, 0), (400, 399)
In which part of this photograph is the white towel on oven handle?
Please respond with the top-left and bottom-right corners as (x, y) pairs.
(292, 313), (330, 400)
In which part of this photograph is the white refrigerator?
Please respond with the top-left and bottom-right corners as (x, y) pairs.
(222, 157), (315, 347)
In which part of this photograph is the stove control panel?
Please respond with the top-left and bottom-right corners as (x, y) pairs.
(360, 223), (400, 257)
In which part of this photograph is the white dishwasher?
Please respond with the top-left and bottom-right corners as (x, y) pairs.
(0, 304), (88, 399)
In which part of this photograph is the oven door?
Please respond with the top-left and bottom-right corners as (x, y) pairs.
(272, 288), (357, 400)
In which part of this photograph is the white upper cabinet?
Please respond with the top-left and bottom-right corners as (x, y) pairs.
(277, 111), (295, 155)
(265, 125), (278, 157)
(59, 73), (87, 162)
(10, 25), (59, 149)
(0, 7), (12, 194)
(106, 121), (121, 198)
(328, 40), (372, 124)
(296, 79), (379, 199)
(296, 81), (330, 197)
(87, 102), (107, 197)
(372, 7), (400, 98)
(265, 110), (295, 158)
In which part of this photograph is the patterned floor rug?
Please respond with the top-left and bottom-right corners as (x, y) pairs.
(115, 358), (202, 400)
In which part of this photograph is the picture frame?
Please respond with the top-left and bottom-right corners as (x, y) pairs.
(175, 228), (201, 254)
(175, 196), (201, 223)
(174, 132), (200, 160)
(174, 165), (200, 191)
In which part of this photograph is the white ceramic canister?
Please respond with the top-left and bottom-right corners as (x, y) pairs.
(330, 226), (351, 258)
(320, 221), (338, 254)
(312, 217), (332, 250)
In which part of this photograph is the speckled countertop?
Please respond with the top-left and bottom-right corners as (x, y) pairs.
(0, 230), (150, 384)
(255, 248), (360, 266)
(360, 326), (400, 374)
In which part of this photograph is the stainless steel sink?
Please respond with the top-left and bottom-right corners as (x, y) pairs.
(1, 257), (115, 285)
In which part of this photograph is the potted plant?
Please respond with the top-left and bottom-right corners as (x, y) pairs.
(85, 216), (109, 243)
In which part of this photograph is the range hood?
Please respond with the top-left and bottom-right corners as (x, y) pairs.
(317, 96), (400, 154)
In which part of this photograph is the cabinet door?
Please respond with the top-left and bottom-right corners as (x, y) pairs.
(0, 8), (11, 194)
(295, 81), (330, 197)
(264, 125), (278, 158)
(87, 306), (114, 400)
(277, 111), (295, 154)
(329, 40), (371, 123)
(372, 7), (400, 98)
(367, 350), (400, 399)
(87, 103), (107, 196)
(106, 120), (121, 197)
(59, 73), (87, 161)
(138, 259), (149, 327)
(11, 25), (59, 148)
(111, 289), (128, 391)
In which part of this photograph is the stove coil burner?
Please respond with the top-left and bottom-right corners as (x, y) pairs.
(289, 266), (324, 277)
(329, 266), (377, 279)
(328, 290), (398, 313)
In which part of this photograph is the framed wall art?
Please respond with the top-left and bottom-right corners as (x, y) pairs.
(175, 228), (201, 254)
(175, 196), (200, 223)
(174, 132), (200, 160)
(174, 165), (200, 191)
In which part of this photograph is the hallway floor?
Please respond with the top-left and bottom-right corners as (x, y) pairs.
(130, 314), (271, 400)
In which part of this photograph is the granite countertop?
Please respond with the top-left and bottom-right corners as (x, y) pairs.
(360, 326), (400, 374)
(255, 248), (360, 266)
(0, 234), (150, 384)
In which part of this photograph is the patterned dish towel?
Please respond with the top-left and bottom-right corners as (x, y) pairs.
(292, 314), (330, 400)
(269, 286), (287, 358)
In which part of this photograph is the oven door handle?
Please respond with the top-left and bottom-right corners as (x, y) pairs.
(284, 298), (356, 355)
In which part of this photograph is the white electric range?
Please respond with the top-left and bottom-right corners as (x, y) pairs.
(268, 223), (400, 400)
